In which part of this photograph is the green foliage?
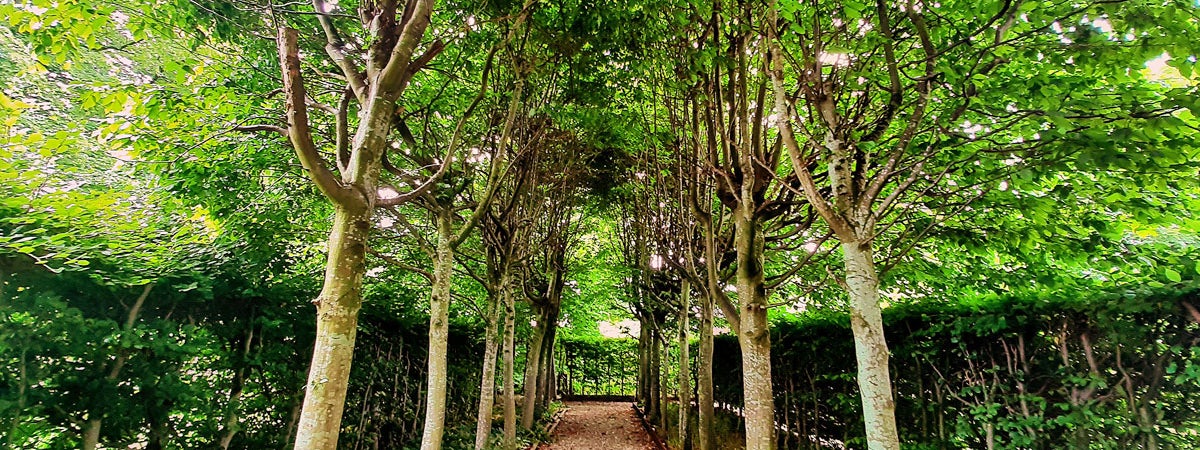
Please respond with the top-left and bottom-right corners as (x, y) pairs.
(340, 317), (486, 449)
(659, 401), (745, 450)
(711, 284), (1200, 449)
(0, 0), (1197, 447)
(0, 255), (494, 449)
(557, 336), (639, 396)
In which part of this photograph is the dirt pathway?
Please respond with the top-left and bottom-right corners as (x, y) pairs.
(538, 401), (658, 450)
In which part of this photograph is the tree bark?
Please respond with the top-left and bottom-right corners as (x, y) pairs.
(218, 366), (246, 449)
(474, 286), (504, 450)
(843, 240), (900, 450)
(420, 212), (456, 450)
(293, 208), (370, 450)
(502, 287), (518, 449)
(145, 404), (170, 450)
(278, 21), (386, 450)
(648, 324), (662, 425)
(521, 308), (547, 429)
(537, 326), (551, 411)
(658, 332), (668, 430)
(81, 418), (102, 450)
(678, 278), (692, 450)
(696, 289), (715, 450)
(695, 209), (723, 450)
(537, 311), (559, 410)
(638, 313), (651, 406)
(537, 264), (565, 412)
(734, 211), (774, 450)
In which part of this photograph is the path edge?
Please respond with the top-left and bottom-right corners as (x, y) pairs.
(526, 405), (569, 450)
(631, 403), (669, 450)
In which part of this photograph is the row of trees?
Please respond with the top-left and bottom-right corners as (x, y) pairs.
(612, 0), (1198, 449)
(1, 0), (641, 449)
(2, 0), (1198, 449)
(618, 284), (1200, 449)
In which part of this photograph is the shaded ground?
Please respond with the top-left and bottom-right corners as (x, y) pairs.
(539, 401), (658, 450)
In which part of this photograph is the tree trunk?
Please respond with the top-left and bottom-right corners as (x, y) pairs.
(659, 333), (668, 431)
(81, 418), (102, 450)
(678, 279), (692, 450)
(738, 324), (773, 450)
(1138, 405), (1158, 450)
(537, 312), (559, 410)
(220, 325), (255, 450)
(145, 405), (170, 450)
(842, 240), (900, 450)
(521, 308), (547, 429)
(638, 314), (651, 406)
(293, 208), (370, 450)
(474, 286), (504, 450)
(537, 328), (551, 411)
(734, 211), (775, 450)
(502, 287), (517, 449)
(283, 388), (304, 449)
(648, 324), (662, 425)
(420, 212), (456, 450)
(285, 188), (358, 438)
(696, 215), (723, 450)
(696, 289), (715, 450)
(83, 283), (152, 450)
(277, 0), (437, 438)
(538, 341), (553, 411)
(537, 265), (565, 412)
(219, 364), (247, 449)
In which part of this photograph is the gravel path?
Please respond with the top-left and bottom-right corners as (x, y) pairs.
(538, 401), (658, 450)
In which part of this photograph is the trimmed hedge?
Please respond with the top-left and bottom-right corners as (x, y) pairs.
(340, 318), (485, 450)
(711, 284), (1200, 449)
(556, 335), (639, 397)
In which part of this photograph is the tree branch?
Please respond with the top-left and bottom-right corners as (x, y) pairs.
(367, 247), (432, 281)
(277, 27), (363, 208)
(312, 0), (366, 102)
(377, 0), (434, 98)
(765, 9), (853, 239)
(233, 124), (287, 136)
(335, 86), (351, 173)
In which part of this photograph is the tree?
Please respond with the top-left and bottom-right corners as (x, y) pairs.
(762, 0), (1200, 447)
(651, 4), (822, 445)
(463, 110), (545, 450)
(517, 137), (593, 429)
(257, 1), (440, 448)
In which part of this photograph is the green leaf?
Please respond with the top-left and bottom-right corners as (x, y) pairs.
(1164, 268), (1182, 282)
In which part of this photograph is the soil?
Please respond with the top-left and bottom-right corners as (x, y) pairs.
(538, 401), (659, 450)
